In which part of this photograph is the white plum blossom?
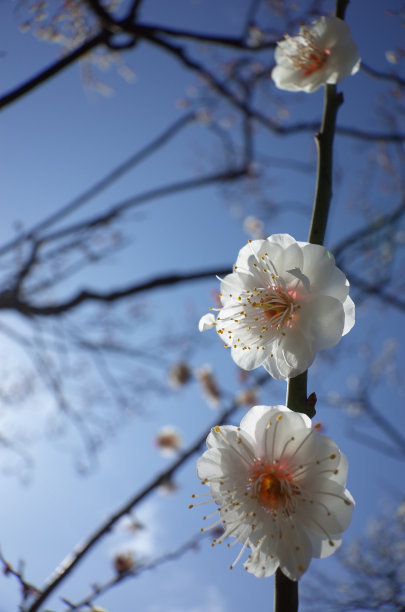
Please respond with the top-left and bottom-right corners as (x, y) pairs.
(194, 405), (354, 580)
(196, 365), (221, 408)
(272, 16), (360, 93)
(155, 426), (182, 456)
(199, 234), (355, 380)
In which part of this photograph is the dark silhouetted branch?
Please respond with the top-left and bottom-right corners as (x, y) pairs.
(0, 112), (197, 257)
(0, 33), (106, 110)
(26, 373), (270, 612)
(4, 267), (231, 317)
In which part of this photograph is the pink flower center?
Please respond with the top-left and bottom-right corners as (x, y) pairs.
(252, 286), (299, 330)
(301, 48), (330, 76)
(285, 31), (331, 76)
(248, 459), (299, 512)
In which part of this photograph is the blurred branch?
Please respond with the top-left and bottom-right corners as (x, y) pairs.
(1, 7), (403, 144)
(302, 502), (405, 611)
(0, 112), (198, 257)
(0, 32), (106, 110)
(361, 393), (405, 457)
(62, 532), (203, 610)
(0, 548), (40, 605)
(361, 61), (405, 87)
(26, 373), (270, 612)
(333, 197), (405, 261)
(1, 267), (232, 317)
(348, 274), (405, 312)
(20, 166), (248, 248)
(327, 390), (405, 461)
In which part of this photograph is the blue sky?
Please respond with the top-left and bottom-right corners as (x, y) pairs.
(0, 1), (404, 611)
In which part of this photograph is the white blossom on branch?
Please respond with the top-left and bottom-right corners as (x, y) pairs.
(194, 405), (354, 580)
(272, 16), (360, 93)
(199, 234), (355, 379)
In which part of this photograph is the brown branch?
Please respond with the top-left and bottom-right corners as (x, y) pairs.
(361, 62), (405, 88)
(4, 267), (231, 317)
(138, 32), (405, 144)
(0, 548), (40, 604)
(62, 532), (204, 610)
(26, 373), (270, 612)
(333, 197), (405, 261)
(348, 274), (405, 312)
(0, 33), (106, 111)
(0, 112), (198, 257)
(128, 23), (276, 50)
(26, 166), (248, 246)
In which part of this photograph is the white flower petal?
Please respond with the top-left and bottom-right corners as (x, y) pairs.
(271, 242), (304, 276)
(266, 233), (298, 251)
(301, 244), (349, 300)
(276, 521), (313, 580)
(198, 312), (216, 331)
(230, 344), (267, 370)
(342, 295), (355, 335)
(240, 405), (308, 454)
(279, 328), (315, 377)
(308, 295), (345, 350)
(263, 411), (313, 461)
(244, 537), (279, 577)
(286, 267), (311, 292)
(299, 477), (355, 535)
(307, 532), (343, 559)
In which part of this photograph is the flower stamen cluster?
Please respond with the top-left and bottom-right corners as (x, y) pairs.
(284, 30), (331, 76)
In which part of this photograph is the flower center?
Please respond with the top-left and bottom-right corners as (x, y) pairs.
(248, 459), (299, 513)
(252, 286), (297, 330)
(285, 31), (330, 76)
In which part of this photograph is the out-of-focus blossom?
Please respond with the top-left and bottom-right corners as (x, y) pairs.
(113, 551), (135, 574)
(195, 365), (221, 407)
(119, 515), (144, 533)
(199, 234), (355, 380)
(195, 405), (354, 579)
(272, 16), (360, 93)
(168, 361), (192, 388)
(154, 426), (182, 456)
(243, 215), (266, 240)
(158, 476), (179, 495)
(385, 50), (398, 64)
(236, 387), (259, 407)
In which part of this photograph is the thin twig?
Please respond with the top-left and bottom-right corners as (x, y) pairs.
(26, 373), (270, 612)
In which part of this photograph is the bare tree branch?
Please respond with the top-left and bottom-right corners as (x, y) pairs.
(0, 112), (197, 257)
(0, 32), (106, 110)
(1, 267), (231, 317)
(62, 532), (204, 610)
(25, 373), (270, 612)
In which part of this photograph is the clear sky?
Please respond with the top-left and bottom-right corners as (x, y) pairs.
(0, 1), (404, 611)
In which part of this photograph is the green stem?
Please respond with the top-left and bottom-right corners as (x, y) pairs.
(274, 4), (348, 611)
(277, 79), (344, 612)
(307, 84), (343, 246)
(274, 568), (299, 612)
(286, 371), (309, 415)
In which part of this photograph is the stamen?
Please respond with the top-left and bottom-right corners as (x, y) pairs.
(229, 536), (250, 569)
(212, 427), (252, 465)
(200, 518), (223, 533)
